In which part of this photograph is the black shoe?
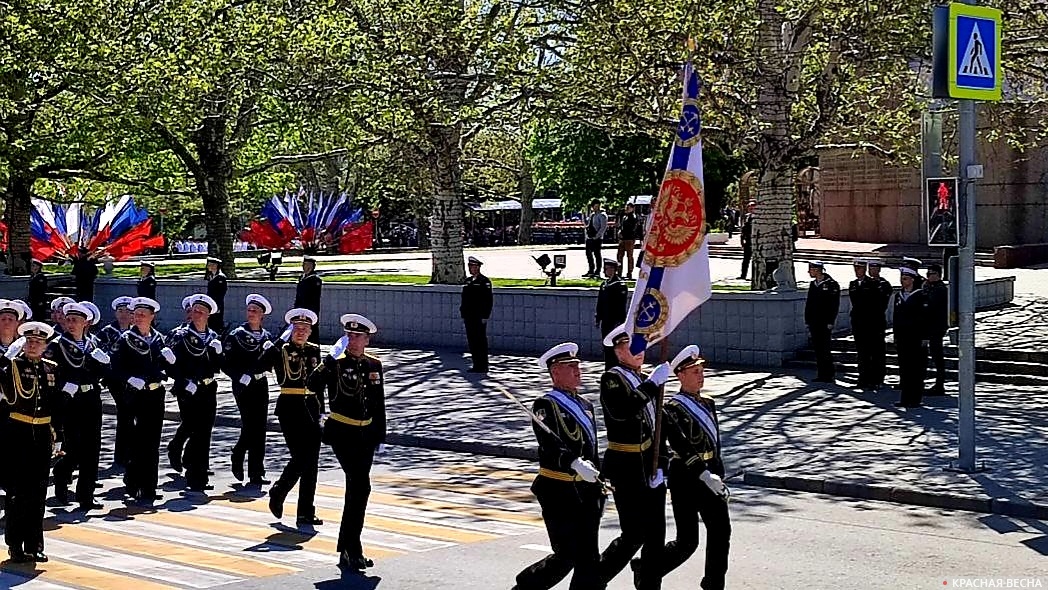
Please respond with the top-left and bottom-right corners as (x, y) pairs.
(78, 501), (104, 511)
(466, 367), (487, 374)
(31, 552), (48, 563)
(338, 551), (374, 571)
(296, 515), (323, 526)
(168, 446), (183, 473)
(54, 485), (71, 506)
(188, 483), (214, 492)
(249, 477), (271, 486)
(268, 492), (284, 519)
(231, 453), (245, 482)
(630, 557), (642, 588)
(8, 548), (29, 563)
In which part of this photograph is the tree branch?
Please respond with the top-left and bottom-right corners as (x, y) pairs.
(153, 120), (204, 178)
(38, 169), (195, 197)
(235, 147), (351, 178)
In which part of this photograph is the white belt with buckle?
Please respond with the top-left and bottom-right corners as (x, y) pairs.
(79, 384), (94, 393)
(201, 377), (215, 386)
(253, 373), (267, 380)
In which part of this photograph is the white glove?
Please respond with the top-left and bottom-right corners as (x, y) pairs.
(328, 335), (348, 359)
(209, 339), (223, 354)
(54, 441), (63, 454)
(4, 337), (25, 360)
(570, 457), (600, 483)
(262, 340), (274, 351)
(648, 362), (671, 387)
(376, 444), (387, 455)
(185, 381), (198, 394)
(649, 468), (665, 489)
(90, 348), (110, 364)
(700, 470), (726, 496)
(128, 377), (146, 390)
(161, 347), (176, 364)
(279, 327), (292, 342)
(239, 374), (252, 386)
(62, 382), (78, 395)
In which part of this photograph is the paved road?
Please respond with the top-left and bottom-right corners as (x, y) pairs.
(2, 423), (1045, 590)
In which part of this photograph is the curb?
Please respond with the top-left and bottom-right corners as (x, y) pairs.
(742, 472), (1048, 520)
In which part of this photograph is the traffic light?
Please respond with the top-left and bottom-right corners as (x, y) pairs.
(926, 177), (959, 247)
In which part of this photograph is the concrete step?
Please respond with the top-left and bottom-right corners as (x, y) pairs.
(784, 358), (1048, 387)
(794, 349), (1048, 377)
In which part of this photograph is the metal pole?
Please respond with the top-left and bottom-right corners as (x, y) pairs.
(956, 95), (977, 471)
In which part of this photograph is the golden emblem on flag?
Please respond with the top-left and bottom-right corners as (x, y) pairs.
(643, 170), (706, 268)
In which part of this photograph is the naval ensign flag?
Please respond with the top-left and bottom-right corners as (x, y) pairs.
(626, 61), (713, 355)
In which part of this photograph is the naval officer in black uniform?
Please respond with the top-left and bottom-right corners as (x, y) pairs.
(805, 261), (840, 383)
(866, 261), (893, 388)
(461, 256), (493, 373)
(137, 261), (158, 299)
(205, 256), (228, 333)
(308, 313), (387, 572)
(27, 260), (48, 324)
(595, 258), (628, 370)
(223, 294), (275, 484)
(513, 342), (603, 590)
(294, 256), (323, 344)
(893, 267), (930, 408)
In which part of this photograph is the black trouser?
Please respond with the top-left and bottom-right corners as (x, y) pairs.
(233, 378), (270, 480)
(600, 322), (619, 371)
(895, 336), (927, 406)
(463, 317), (488, 371)
(127, 385), (166, 499)
(53, 388), (103, 505)
(331, 441), (376, 557)
(660, 464), (731, 590)
(852, 322), (874, 385)
(272, 395), (322, 519)
(111, 384), (134, 467)
(599, 480), (666, 589)
(870, 324), (887, 385)
(929, 330), (946, 387)
(585, 238), (602, 274)
(172, 381), (218, 488)
(808, 324), (835, 380)
(515, 478), (604, 590)
(5, 422), (51, 555)
(740, 243), (752, 278)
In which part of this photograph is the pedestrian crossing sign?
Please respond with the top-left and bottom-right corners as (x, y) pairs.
(948, 3), (1002, 101)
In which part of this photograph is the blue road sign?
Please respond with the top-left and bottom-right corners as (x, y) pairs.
(948, 4), (1002, 101)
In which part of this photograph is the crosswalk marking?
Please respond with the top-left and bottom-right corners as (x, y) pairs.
(360, 489), (544, 525)
(0, 572), (77, 590)
(440, 464), (535, 481)
(45, 538), (242, 588)
(316, 494), (539, 536)
(373, 473), (538, 503)
(1, 558), (180, 590)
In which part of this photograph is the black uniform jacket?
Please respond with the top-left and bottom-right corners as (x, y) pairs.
(595, 275), (628, 330)
(110, 327), (169, 385)
(294, 272), (323, 313)
(222, 324), (273, 382)
(207, 271), (228, 313)
(0, 355), (65, 440)
(893, 289), (931, 341)
(924, 281), (949, 335)
(166, 325), (223, 391)
(532, 389), (601, 488)
(461, 273), (493, 320)
(43, 335), (108, 393)
(137, 274), (157, 299)
(264, 340), (325, 414)
(805, 275), (841, 327)
(599, 366), (668, 486)
(308, 352), (386, 447)
(664, 393), (724, 478)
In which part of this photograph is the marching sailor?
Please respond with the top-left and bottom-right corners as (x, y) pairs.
(97, 296), (134, 468)
(307, 313), (387, 572)
(598, 324), (671, 590)
(512, 342), (603, 590)
(0, 321), (64, 563)
(110, 297), (176, 503)
(49, 297), (75, 335)
(222, 294), (275, 485)
(0, 299), (27, 515)
(166, 294), (224, 491)
(266, 308), (324, 526)
(655, 345), (731, 590)
(46, 302), (110, 510)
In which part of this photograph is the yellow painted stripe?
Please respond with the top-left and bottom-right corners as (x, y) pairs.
(317, 486), (543, 525)
(440, 464), (535, 481)
(212, 495), (496, 544)
(50, 523), (297, 578)
(373, 473), (537, 503)
(1, 559), (179, 590)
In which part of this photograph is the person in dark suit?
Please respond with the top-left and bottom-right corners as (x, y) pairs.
(205, 257), (227, 333)
(738, 201), (756, 280)
(294, 256), (323, 344)
(461, 256), (493, 373)
(892, 267), (930, 408)
(70, 252), (98, 302)
(595, 259), (628, 370)
(866, 261), (894, 388)
(848, 259), (876, 388)
(804, 261), (840, 383)
(27, 260), (48, 322)
(137, 261), (157, 299)
(923, 264), (949, 396)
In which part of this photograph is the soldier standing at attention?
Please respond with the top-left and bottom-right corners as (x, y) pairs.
(924, 264), (949, 396)
(598, 324), (671, 590)
(805, 261), (841, 383)
(308, 314), (387, 572)
(137, 261), (158, 299)
(617, 203), (640, 280)
(901, 256), (924, 289)
(461, 256), (493, 373)
(110, 297), (176, 503)
(294, 256), (323, 344)
(205, 256), (228, 333)
(512, 342), (603, 590)
(266, 308), (324, 526)
(848, 259), (876, 388)
(866, 261), (893, 389)
(46, 303), (110, 511)
(166, 294), (224, 492)
(0, 321), (63, 563)
(27, 260), (48, 323)
(223, 294), (275, 485)
(892, 267), (930, 408)
(737, 201), (756, 280)
(653, 345), (731, 590)
(595, 258), (629, 371)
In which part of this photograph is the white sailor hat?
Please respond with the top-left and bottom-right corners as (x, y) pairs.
(82, 301), (101, 325)
(19, 321), (54, 340)
(0, 299), (25, 321)
(340, 313), (377, 334)
(245, 294), (272, 315)
(181, 295), (194, 311)
(11, 299), (31, 320)
(671, 345), (705, 373)
(808, 260), (825, 269)
(901, 256), (922, 269)
(63, 302), (91, 320)
(190, 294), (219, 314)
(51, 296), (75, 312)
(852, 258), (868, 266)
(206, 256), (223, 265)
(131, 297), (160, 313)
(111, 296), (133, 310)
(538, 342), (580, 370)
(868, 259), (883, 268)
(900, 266), (920, 278)
(140, 260), (156, 268)
(602, 258), (620, 268)
(602, 323), (631, 348)
(284, 307), (318, 326)
(467, 256), (483, 266)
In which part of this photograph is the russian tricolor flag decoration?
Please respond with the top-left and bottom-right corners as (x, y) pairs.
(240, 188), (373, 254)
